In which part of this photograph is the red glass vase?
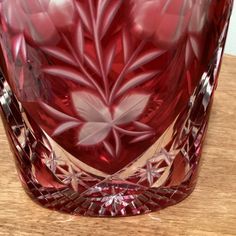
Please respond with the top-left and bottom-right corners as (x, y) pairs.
(0, 0), (234, 217)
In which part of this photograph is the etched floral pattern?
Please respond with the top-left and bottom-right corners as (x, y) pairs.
(0, 0), (230, 170)
(72, 91), (153, 153)
(33, 0), (162, 158)
(1, 0), (75, 44)
(131, 0), (210, 47)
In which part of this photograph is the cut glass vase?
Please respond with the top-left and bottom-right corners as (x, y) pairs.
(0, 0), (234, 217)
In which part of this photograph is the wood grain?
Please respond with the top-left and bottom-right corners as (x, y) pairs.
(0, 55), (235, 236)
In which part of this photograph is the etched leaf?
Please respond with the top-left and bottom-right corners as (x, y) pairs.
(122, 27), (133, 63)
(42, 66), (92, 87)
(130, 133), (154, 144)
(103, 140), (115, 157)
(41, 47), (76, 66)
(116, 71), (158, 98)
(133, 121), (152, 131)
(75, 20), (84, 63)
(128, 50), (165, 72)
(114, 93), (150, 125)
(20, 35), (27, 62)
(100, 0), (123, 38)
(78, 122), (111, 145)
(39, 102), (77, 122)
(84, 54), (101, 76)
(104, 43), (116, 76)
(113, 129), (121, 157)
(52, 121), (80, 137)
(75, 1), (92, 33)
(72, 91), (112, 122)
(97, 0), (110, 23)
(189, 35), (200, 59)
(185, 39), (192, 67)
(12, 34), (27, 62)
(114, 126), (152, 136)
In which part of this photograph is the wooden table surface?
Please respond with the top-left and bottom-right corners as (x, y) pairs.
(0, 55), (235, 236)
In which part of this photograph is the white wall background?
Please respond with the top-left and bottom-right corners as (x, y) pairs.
(225, 4), (236, 55)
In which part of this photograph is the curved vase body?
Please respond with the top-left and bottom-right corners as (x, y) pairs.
(0, 0), (234, 216)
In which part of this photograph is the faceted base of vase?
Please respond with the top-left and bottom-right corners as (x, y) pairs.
(24, 179), (197, 217)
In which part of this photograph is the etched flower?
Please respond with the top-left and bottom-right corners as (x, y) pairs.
(68, 91), (154, 156)
(72, 91), (153, 150)
(0, 0), (75, 44)
(131, 0), (210, 49)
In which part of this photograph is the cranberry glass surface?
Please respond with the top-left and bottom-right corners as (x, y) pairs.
(0, 0), (233, 217)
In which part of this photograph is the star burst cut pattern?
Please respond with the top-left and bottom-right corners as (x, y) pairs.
(130, 148), (175, 187)
(56, 164), (96, 191)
